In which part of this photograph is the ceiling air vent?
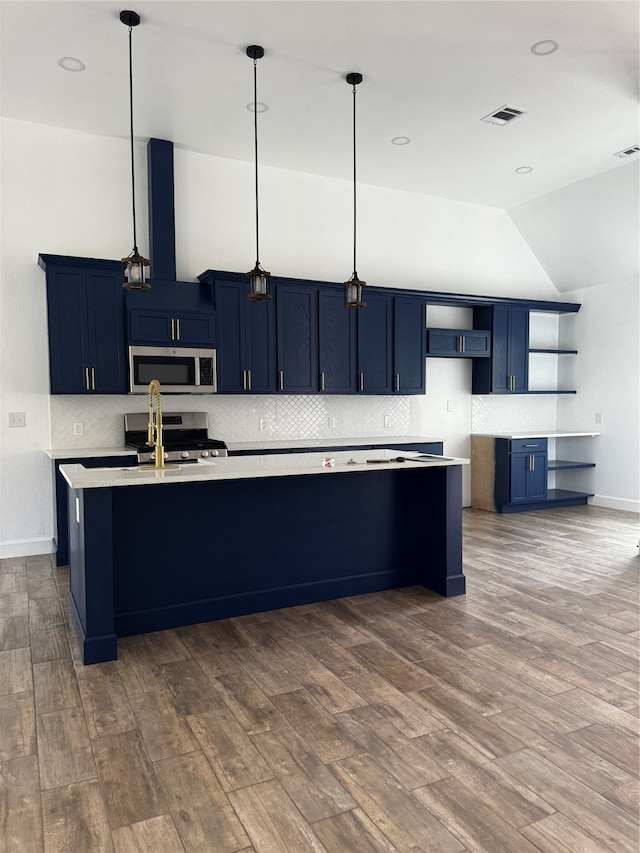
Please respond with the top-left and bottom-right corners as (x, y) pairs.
(481, 105), (527, 126)
(614, 145), (640, 159)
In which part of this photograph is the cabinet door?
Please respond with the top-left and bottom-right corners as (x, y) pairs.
(245, 298), (276, 393)
(394, 298), (425, 394)
(510, 451), (547, 503)
(86, 268), (127, 393)
(276, 284), (318, 393)
(508, 307), (529, 392)
(46, 266), (90, 394)
(213, 280), (248, 393)
(358, 293), (393, 393)
(318, 290), (356, 393)
(491, 307), (511, 393)
(172, 311), (215, 346)
(527, 451), (547, 500)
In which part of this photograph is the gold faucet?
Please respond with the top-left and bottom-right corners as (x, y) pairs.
(146, 380), (178, 470)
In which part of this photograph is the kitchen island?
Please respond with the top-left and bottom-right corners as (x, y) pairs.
(60, 449), (468, 664)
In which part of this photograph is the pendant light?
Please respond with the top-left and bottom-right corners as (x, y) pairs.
(344, 72), (366, 308)
(120, 10), (150, 290)
(245, 45), (271, 302)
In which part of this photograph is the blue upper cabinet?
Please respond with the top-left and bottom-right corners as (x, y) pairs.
(357, 292), (394, 393)
(394, 297), (426, 394)
(427, 328), (490, 357)
(318, 289), (357, 393)
(40, 255), (126, 394)
(472, 306), (529, 393)
(275, 281), (319, 393)
(201, 272), (275, 393)
(126, 279), (215, 347)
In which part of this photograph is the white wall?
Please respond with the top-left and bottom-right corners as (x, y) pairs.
(0, 117), (606, 556)
(557, 277), (639, 512)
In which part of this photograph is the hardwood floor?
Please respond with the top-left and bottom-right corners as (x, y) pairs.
(1, 505), (638, 852)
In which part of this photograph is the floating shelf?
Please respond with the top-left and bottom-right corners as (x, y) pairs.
(529, 348), (578, 355)
(548, 460), (596, 471)
(517, 390), (577, 395)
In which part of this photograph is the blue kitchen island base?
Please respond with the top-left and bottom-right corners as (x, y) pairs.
(67, 461), (465, 664)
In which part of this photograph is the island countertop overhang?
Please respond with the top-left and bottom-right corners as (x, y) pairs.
(60, 448), (469, 490)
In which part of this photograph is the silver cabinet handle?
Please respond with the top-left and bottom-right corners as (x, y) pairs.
(279, 370), (284, 391)
(531, 455), (535, 471)
(242, 370), (246, 391)
(171, 318), (175, 340)
(320, 371), (325, 392)
(524, 444), (539, 448)
(247, 369), (251, 391)
(85, 367), (90, 391)
(91, 367), (95, 391)
(359, 372), (364, 392)
(395, 373), (400, 392)
(176, 318), (181, 340)
(461, 335), (466, 353)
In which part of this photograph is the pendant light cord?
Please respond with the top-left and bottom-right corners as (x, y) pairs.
(127, 25), (139, 254)
(253, 57), (260, 267)
(352, 80), (358, 278)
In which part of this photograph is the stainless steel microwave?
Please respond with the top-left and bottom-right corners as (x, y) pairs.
(128, 346), (217, 394)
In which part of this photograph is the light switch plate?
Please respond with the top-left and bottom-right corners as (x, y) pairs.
(8, 412), (25, 427)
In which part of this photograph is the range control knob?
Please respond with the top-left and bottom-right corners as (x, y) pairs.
(164, 452), (169, 460)
(211, 449), (219, 457)
(149, 452), (156, 460)
(180, 451), (190, 459)
(201, 450), (210, 458)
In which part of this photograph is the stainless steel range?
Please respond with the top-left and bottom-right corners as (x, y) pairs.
(124, 412), (228, 465)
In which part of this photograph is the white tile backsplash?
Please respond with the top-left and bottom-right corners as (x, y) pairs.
(49, 394), (411, 449)
(471, 394), (557, 434)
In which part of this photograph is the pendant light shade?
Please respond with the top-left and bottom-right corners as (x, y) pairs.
(120, 10), (150, 290)
(246, 45), (271, 302)
(344, 72), (366, 308)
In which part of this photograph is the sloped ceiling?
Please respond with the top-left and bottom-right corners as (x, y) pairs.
(508, 161), (639, 292)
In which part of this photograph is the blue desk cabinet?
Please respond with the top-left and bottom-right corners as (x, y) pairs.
(203, 273), (275, 393)
(318, 289), (357, 393)
(275, 281), (318, 393)
(472, 306), (529, 393)
(40, 255), (126, 395)
(394, 297), (426, 394)
(230, 440), (444, 457)
(357, 292), (394, 393)
(427, 328), (490, 357)
(54, 454), (133, 566)
(508, 439), (548, 503)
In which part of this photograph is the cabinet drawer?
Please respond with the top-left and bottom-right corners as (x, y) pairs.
(511, 438), (547, 454)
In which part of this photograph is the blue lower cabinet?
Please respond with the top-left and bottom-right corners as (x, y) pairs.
(510, 451), (548, 503)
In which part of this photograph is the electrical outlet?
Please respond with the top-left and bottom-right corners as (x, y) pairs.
(8, 412), (25, 427)
(259, 418), (267, 431)
(525, 413), (532, 424)
(73, 422), (84, 436)
(446, 401), (454, 413)
(383, 415), (391, 428)
(595, 412), (603, 424)
(328, 417), (336, 428)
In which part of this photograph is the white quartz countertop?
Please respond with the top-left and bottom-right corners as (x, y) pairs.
(472, 431), (600, 439)
(227, 435), (443, 452)
(59, 449), (468, 490)
(47, 447), (137, 460)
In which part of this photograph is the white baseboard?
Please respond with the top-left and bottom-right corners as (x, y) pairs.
(0, 539), (54, 559)
(591, 495), (640, 514)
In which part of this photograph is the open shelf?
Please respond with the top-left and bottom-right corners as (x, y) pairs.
(547, 488), (594, 502)
(529, 348), (578, 355)
(518, 390), (577, 395)
(548, 460), (596, 471)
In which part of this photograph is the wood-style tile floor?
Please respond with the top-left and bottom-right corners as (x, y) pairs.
(1, 506), (638, 852)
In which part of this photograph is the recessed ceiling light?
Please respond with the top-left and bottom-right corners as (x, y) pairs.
(531, 40), (559, 56)
(391, 136), (411, 146)
(246, 102), (269, 113)
(515, 166), (533, 174)
(58, 56), (86, 72)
